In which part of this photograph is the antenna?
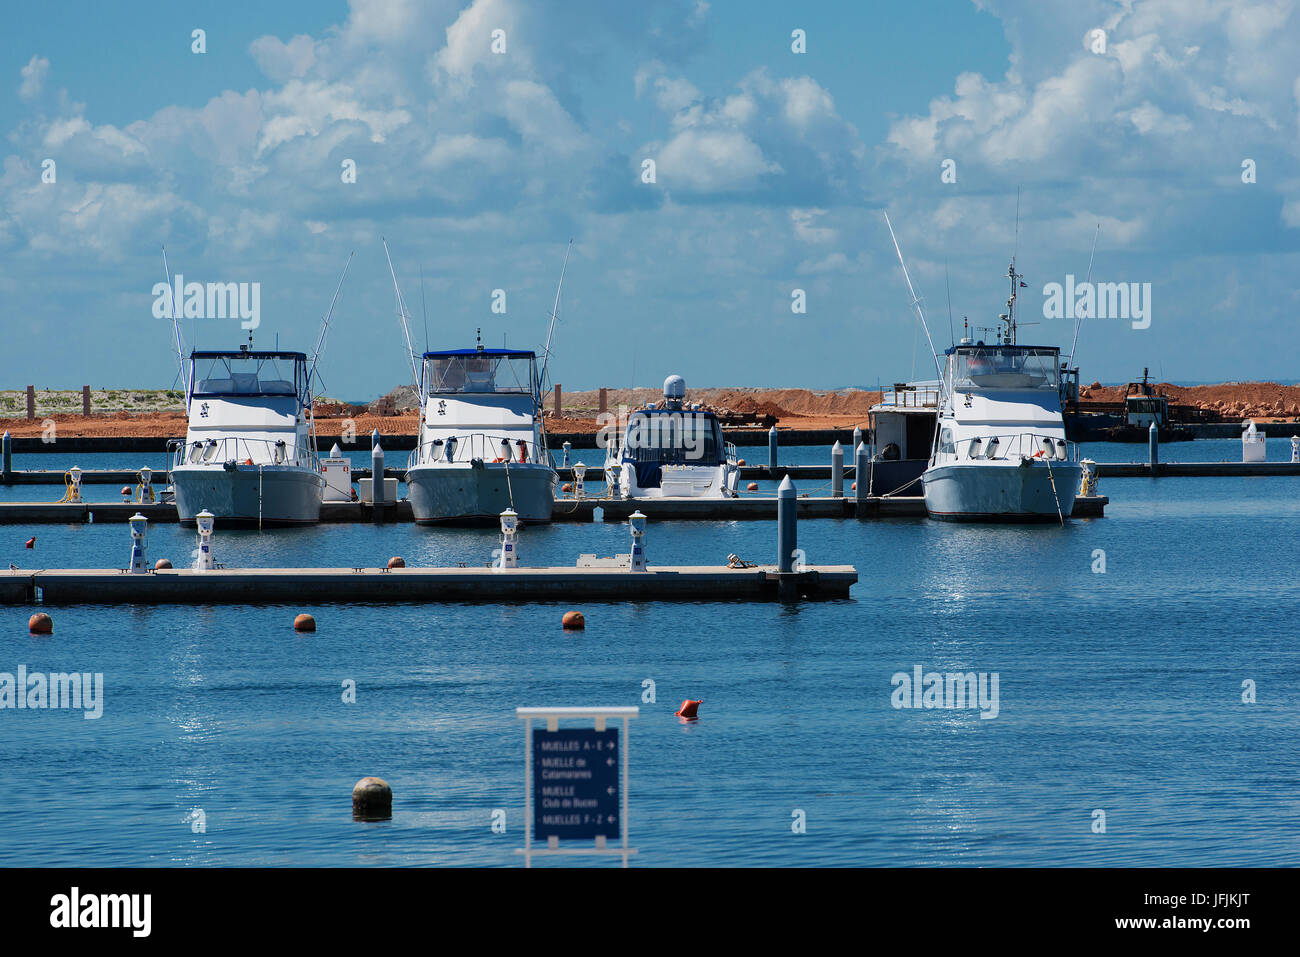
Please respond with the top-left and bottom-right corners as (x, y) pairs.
(883, 211), (946, 396)
(419, 265), (429, 353)
(382, 238), (421, 387)
(161, 247), (186, 399)
(1068, 223), (1101, 367)
(539, 238), (574, 396)
(308, 251), (354, 389)
(944, 260), (955, 346)
(1013, 186), (1021, 263)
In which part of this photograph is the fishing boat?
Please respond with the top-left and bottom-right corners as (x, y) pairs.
(385, 241), (564, 525)
(165, 257), (351, 527)
(169, 348), (325, 525)
(603, 375), (740, 498)
(883, 215), (1081, 522)
(404, 342), (557, 524)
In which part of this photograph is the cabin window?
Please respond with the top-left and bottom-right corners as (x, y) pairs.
(939, 428), (955, 454)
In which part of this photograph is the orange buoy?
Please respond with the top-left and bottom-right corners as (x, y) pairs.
(28, 613), (52, 634)
(675, 699), (702, 719)
(154, 558), (173, 570)
(293, 613), (316, 632)
(561, 483), (573, 493)
(120, 486), (132, 498)
(746, 482), (759, 492)
(24, 537), (35, 549)
(387, 556), (406, 569)
(851, 482), (856, 490)
(562, 610), (585, 630)
(244, 457), (253, 465)
(737, 458), (746, 466)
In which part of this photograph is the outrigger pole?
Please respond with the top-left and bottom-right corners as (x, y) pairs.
(382, 238), (422, 387)
(308, 251), (355, 390)
(1067, 223), (1101, 368)
(883, 211), (947, 397)
(539, 238), (574, 398)
(161, 246), (188, 402)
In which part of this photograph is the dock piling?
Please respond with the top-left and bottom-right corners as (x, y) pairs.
(768, 426), (778, 475)
(831, 441), (844, 498)
(2, 431), (11, 484)
(852, 425), (862, 459)
(854, 442), (870, 516)
(1149, 422), (1159, 476)
(777, 476), (797, 573)
(371, 430), (385, 523)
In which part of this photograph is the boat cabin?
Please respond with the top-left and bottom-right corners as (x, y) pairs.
(415, 348), (546, 465)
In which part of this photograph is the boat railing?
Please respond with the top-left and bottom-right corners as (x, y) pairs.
(724, 441), (738, 467)
(172, 436), (319, 471)
(948, 431), (1079, 463)
(882, 385), (940, 409)
(409, 432), (547, 468)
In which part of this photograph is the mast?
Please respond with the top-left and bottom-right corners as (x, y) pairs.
(161, 247), (187, 403)
(382, 238), (422, 388)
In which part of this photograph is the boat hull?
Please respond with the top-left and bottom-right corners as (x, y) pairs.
(407, 462), (556, 525)
(923, 461), (1081, 522)
(171, 464), (325, 526)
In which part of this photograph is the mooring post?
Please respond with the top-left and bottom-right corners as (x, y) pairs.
(855, 441), (870, 517)
(1, 431), (11, 484)
(777, 475), (797, 573)
(852, 425), (862, 460)
(82, 385), (91, 416)
(768, 426), (778, 476)
(1148, 421), (1159, 477)
(831, 440), (844, 497)
(371, 429), (386, 523)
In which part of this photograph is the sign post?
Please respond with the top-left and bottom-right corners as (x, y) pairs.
(516, 706), (638, 867)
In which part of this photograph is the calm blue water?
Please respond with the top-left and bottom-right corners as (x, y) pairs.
(2, 444), (1300, 866)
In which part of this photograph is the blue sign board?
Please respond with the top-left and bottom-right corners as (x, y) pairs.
(532, 727), (620, 841)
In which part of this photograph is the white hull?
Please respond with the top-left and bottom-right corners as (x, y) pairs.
(616, 463), (738, 499)
(923, 460), (1080, 522)
(172, 464), (325, 526)
(407, 461), (556, 524)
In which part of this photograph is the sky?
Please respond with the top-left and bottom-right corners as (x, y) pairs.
(2, 0), (1299, 399)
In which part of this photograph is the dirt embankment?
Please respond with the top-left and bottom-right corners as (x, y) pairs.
(1080, 381), (1300, 421)
(4, 381), (1296, 439)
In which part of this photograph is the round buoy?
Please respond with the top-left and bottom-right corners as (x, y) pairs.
(851, 482), (857, 491)
(737, 458), (746, 466)
(293, 613), (316, 632)
(562, 610), (585, 630)
(561, 483), (573, 493)
(120, 486), (132, 497)
(746, 482), (759, 492)
(154, 558), (172, 570)
(387, 556), (406, 569)
(352, 776), (392, 820)
(675, 699), (702, 719)
(28, 613), (52, 635)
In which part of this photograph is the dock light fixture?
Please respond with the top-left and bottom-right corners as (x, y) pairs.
(573, 462), (587, 499)
(562, 441), (571, 468)
(498, 508), (519, 569)
(138, 466), (155, 503)
(629, 510), (648, 572)
(128, 512), (149, 574)
(195, 509), (216, 570)
(67, 466), (83, 503)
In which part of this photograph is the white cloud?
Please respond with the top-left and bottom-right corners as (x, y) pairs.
(19, 55), (49, 101)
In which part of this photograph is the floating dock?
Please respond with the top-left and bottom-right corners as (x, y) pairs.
(0, 494), (1108, 524)
(0, 564), (855, 604)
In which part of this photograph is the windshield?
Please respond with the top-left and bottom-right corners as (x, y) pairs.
(191, 354), (305, 399)
(622, 411), (723, 465)
(947, 346), (1061, 391)
(423, 354), (535, 395)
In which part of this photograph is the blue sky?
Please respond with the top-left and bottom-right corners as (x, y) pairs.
(2, 0), (1298, 398)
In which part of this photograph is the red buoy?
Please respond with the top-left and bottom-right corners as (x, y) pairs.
(294, 614), (316, 632)
(746, 482), (758, 491)
(675, 699), (702, 719)
(24, 537), (35, 549)
(28, 613), (52, 634)
(562, 610), (585, 630)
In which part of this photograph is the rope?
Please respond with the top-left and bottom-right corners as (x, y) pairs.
(1042, 455), (1065, 525)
